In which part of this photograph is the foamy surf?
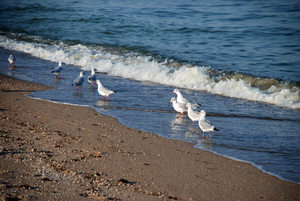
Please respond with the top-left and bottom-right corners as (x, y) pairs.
(1, 34), (299, 109)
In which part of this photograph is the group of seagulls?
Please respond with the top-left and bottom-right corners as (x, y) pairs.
(170, 89), (219, 139)
(50, 61), (116, 101)
(8, 55), (218, 139)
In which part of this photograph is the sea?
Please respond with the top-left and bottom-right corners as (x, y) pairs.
(0, 0), (299, 183)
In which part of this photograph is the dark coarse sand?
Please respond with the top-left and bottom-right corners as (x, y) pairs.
(0, 74), (299, 200)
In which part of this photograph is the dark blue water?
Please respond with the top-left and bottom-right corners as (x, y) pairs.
(0, 0), (300, 183)
(1, 0), (300, 82)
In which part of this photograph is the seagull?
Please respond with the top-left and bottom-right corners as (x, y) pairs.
(172, 89), (200, 109)
(198, 110), (219, 139)
(51, 62), (64, 79)
(8, 54), (15, 67)
(96, 79), (116, 101)
(88, 68), (96, 85)
(185, 103), (201, 126)
(169, 97), (187, 118)
(72, 71), (84, 91)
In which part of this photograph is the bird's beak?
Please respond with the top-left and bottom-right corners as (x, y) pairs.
(171, 91), (174, 93)
(169, 102), (171, 104)
(184, 105), (187, 107)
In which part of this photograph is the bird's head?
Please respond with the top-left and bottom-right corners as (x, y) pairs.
(169, 97), (176, 104)
(172, 89), (178, 94)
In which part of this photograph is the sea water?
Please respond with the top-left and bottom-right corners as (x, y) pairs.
(0, 0), (299, 183)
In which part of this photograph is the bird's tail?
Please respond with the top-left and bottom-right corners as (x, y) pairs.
(192, 103), (201, 109)
(214, 127), (220, 131)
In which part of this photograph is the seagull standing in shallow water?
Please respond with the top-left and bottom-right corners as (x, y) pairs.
(185, 103), (201, 126)
(198, 110), (219, 139)
(51, 62), (64, 79)
(96, 79), (116, 101)
(169, 97), (187, 119)
(88, 68), (96, 85)
(72, 71), (84, 91)
(172, 89), (200, 109)
(8, 54), (15, 67)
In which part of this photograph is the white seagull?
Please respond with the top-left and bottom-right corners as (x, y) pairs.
(96, 79), (116, 101)
(88, 68), (96, 85)
(172, 89), (200, 109)
(198, 110), (219, 139)
(51, 62), (64, 79)
(185, 103), (201, 126)
(169, 97), (187, 118)
(72, 71), (84, 91)
(8, 54), (15, 67)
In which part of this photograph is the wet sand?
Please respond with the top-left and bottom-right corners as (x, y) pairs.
(0, 73), (299, 200)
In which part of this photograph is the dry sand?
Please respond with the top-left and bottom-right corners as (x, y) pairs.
(0, 73), (299, 201)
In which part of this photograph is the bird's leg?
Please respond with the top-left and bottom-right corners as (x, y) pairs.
(104, 96), (107, 101)
(202, 132), (205, 139)
(192, 121), (194, 127)
(176, 113), (183, 118)
(209, 132), (211, 139)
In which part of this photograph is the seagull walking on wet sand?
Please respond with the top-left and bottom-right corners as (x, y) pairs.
(172, 89), (200, 109)
(185, 103), (201, 126)
(51, 62), (64, 79)
(88, 68), (96, 85)
(72, 71), (84, 91)
(96, 79), (116, 101)
(169, 97), (187, 119)
(198, 110), (219, 139)
(8, 54), (15, 67)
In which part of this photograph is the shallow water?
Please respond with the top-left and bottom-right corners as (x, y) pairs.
(0, 0), (300, 183)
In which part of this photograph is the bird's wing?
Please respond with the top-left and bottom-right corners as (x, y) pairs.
(53, 66), (62, 72)
(102, 86), (114, 94)
(74, 77), (84, 85)
(88, 74), (96, 81)
(200, 119), (214, 130)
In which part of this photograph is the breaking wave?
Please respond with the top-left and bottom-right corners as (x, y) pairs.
(1, 33), (299, 109)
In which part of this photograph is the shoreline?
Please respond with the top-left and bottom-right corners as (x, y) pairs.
(0, 73), (299, 200)
(27, 84), (295, 185)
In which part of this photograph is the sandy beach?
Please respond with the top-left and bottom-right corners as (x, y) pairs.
(0, 73), (299, 200)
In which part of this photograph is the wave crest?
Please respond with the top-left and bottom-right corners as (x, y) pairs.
(1, 33), (299, 109)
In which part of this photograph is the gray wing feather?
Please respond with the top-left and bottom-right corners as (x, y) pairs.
(74, 77), (84, 86)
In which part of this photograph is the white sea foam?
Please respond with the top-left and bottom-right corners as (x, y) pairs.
(1, 35), (299, 109)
